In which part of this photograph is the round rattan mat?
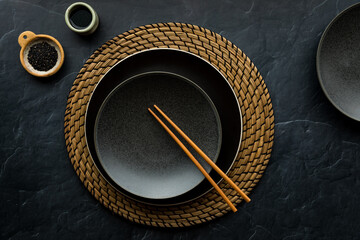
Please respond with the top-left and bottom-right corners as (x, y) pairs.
(64, 22), (274, 227)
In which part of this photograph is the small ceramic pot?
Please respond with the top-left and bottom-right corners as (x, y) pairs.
(65, 2), (99, 35)
(18, 31), (65, 77)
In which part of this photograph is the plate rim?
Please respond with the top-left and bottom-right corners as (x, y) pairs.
(316, 2), (360, 121)
(84, 48), (243, 206)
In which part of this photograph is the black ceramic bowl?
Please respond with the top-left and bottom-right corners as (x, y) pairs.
(85, 49), (242, 205)
(317, 3), (360, 121)
(95, 71), (222, 200)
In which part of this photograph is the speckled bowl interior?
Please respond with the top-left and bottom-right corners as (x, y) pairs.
(317, 3), (360, 121)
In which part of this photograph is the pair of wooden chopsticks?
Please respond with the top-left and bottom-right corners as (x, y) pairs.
(148, 105), (250, 212)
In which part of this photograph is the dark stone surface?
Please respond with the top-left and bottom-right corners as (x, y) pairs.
(1, 0), (360, 239)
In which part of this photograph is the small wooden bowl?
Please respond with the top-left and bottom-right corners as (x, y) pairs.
(18, 31), (64, 77)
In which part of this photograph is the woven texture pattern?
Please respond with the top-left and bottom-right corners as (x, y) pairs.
(64, 23), (274, 227)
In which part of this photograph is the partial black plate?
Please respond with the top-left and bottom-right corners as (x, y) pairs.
(85, 49), (242, 205)
(95, 71), (222, 200)
(317, 3), (360, 121)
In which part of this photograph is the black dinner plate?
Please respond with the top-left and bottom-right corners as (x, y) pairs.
(85, 49), (242, 205)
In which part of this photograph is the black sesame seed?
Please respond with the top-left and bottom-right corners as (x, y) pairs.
(27, 41), (58, 71)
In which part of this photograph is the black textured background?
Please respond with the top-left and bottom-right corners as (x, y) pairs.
(1, 0), (360, 239)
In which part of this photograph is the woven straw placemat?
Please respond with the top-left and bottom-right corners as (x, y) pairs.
(64, 22), (274, 227)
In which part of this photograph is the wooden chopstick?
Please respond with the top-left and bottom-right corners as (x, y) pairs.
(153, 105), (251, 203)
(148, 108), (237, 212)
